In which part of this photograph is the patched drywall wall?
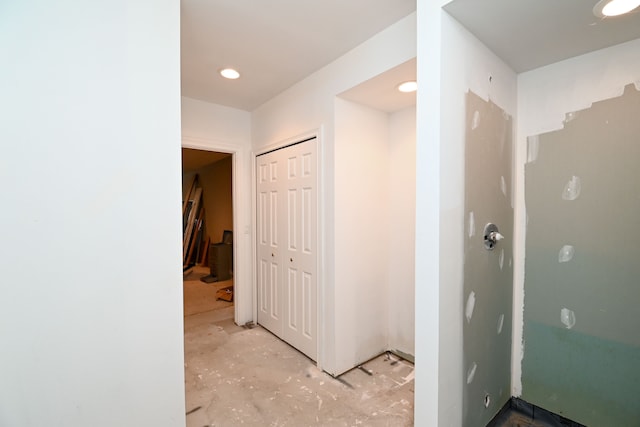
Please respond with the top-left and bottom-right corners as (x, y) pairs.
(414, 7), (518, 425)
(522, 84), (640, 426)
(463, 91), (514, 426)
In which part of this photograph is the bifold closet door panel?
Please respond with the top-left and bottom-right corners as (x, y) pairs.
(256, 138), (318, 361)
(280, 141), (317, 360)
(256, 150), (283, 337)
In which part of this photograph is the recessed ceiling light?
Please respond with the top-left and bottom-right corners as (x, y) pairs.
(593, 0), (640, 17)
(220, 68), (240, 79)
(398, 81), (417, 93)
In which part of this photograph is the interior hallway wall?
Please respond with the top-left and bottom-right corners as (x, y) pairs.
(516, 38), (640, 426)
(0, 1), (184, 426)
(252, 13), (416, 375)
(334, 98), (391, 374)
(181, 97), (252, 323)
(388, 106), (416, 357)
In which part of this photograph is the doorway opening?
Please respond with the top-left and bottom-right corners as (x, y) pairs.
(181, 148), (235, 323)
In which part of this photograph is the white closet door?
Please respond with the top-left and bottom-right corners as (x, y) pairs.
(256, 151), (283, 337)
(256, 138), (317, 361)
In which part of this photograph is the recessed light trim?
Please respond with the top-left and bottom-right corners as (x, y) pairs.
(220, 68), (240, 79)
(398, 81), (417, 93)
(593, 0), (640, 17)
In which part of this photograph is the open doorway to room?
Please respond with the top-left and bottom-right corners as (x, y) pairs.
(181, 148), (235, 325)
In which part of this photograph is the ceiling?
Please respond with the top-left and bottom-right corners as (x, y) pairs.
(181, 0), (416, 111)
(338, 58), (416, 113)
(444, 0), (640, 73)
(180, 0), (640, 113)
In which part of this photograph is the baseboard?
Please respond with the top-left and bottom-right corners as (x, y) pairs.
(389, 348), (414, 364)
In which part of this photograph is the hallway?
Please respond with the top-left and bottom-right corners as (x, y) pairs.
(183, 298), (415, 426)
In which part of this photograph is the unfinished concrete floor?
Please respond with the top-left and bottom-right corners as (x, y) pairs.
(183, 275), (415, 426)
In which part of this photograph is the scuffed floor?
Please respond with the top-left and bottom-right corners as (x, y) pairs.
(184, 310), (414, 427)
(486, 398), (587, 427)
(183, 266), (233, 317)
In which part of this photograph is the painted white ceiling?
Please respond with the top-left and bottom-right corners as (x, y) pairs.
(180, 0), (416, 111)
(181, 0), (640, 113)
(443, 0), (640, 72)
(338, 58), (416, 113)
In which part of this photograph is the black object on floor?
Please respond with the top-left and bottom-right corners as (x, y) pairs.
(486, 397), (587, 427)
(208, 230), (233, 281)
(199, 274), (217, 283)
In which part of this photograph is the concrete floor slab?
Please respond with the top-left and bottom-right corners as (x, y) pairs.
(184, 311), (414, 426)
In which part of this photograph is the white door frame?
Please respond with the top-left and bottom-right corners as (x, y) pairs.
(251, 127), (325, 370)
(181, 136), (246, 325)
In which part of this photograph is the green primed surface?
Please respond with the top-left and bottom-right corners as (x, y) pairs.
(522, 321), (640, 426)
(523, 84), (640, 426)
(463, 92), (513, 427)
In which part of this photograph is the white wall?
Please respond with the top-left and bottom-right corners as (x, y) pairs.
(333, 99), (391, 373)
(0, 2), (184, 426)
(180, 97), (254, 324)
(252, 13), (416, 375)
(512, 37), (640, 396)
(182, 97), (251, 144)
(416, 4), (517, 425)
(388, 106), (416, 357)
(415, 3), (444, 425)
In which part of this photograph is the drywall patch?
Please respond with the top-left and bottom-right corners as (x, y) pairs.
(497, 314), (504, 335)
(558, 245), (575, 263)
(472, 110), (481, 130)
(560, 308), (576, 329)
(561, 175), (581, 201)
(465, 291), (476, 323)
(469, 211), (476, 238)
(563, 111), (579, 125)
(467, 362), (477, 384)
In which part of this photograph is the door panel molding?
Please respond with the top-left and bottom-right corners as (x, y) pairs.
(255, 135), (319, 361)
